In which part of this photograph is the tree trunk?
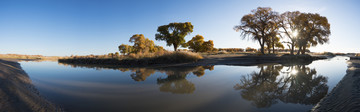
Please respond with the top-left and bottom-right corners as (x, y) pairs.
(290, 43), (295, 55)
(173, 44), (178, 51)
(272, 37), (275, 54)
(258, 39), (265, 55)
(301, 46), (306, 54)
(297, 46), (302, 55)
(272, 44), (275, 54)
(260, 44), (265, 55)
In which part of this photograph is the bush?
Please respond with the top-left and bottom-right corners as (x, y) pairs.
(153, 51), (203, 63)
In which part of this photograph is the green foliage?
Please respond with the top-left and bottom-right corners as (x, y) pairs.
(155, 22), (194, 51)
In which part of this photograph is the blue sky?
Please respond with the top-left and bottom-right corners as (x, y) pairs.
(0, 0), (359, 56)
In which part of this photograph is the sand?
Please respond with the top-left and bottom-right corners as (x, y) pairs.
(0, 59), (61, 112)
(312, 60), (360, 112)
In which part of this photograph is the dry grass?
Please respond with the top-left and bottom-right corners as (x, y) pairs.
(0, 54), (42, 59)
(0, 54), (62, 61)
(59, 51), (203, 66)
(150, 51), (203, 63)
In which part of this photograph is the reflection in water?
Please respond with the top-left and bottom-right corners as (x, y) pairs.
(128, 66), (214, 94)
(130, 69), (156, 81)
(58, 62), (213, 94)
(22, 57), (348, 112)
(234, 64), (328, 108)
(157, 74), (195, 94)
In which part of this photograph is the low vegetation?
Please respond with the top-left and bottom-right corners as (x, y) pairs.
(59, 51), (203, 66)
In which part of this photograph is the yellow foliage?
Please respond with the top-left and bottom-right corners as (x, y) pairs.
(187, 35), (214, 52)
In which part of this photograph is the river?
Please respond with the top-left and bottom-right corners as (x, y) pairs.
(20, 56), (349, 112)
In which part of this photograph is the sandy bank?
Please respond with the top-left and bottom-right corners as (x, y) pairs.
(0, 59), (61, 112)
(312, 60), (360, 112)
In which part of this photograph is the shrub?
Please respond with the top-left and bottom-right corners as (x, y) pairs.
(153, 51), (203, 63)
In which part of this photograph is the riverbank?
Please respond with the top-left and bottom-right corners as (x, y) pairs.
(0, 59), (61, 112)
(312, 59), (360, 112)
(59, 54), (328, 68)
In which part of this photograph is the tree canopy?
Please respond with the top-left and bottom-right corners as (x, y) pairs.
(129, 34), (157, 54)
(235, 7), (330, 55)
(118, 44), (133, 55)
(234, 7), (279, 55)
(186, 35), (214, 52)
(155, 22), (194, 51)
(202, 40), (214, 52)
(295, 13), (330, 55)
(279, 11), (302, 55)
(187, 35), (204, 52)
(118, 34), (163, 55)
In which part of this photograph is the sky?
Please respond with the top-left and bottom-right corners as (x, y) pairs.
(0, 0), (359, 56)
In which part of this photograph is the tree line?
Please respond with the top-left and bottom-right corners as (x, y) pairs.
(118, 22), (215, 55)
(234, 7), (331, 55)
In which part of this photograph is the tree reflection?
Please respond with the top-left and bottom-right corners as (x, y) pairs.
(58, 62), (214, 94)
(234, 64), (328, 108)
(127, 65), (214, 82)
(155, 66), (214, 94)
(130, 68), (156, 81)
(280, 65), (328, 105)
(157, 74), (195, 94)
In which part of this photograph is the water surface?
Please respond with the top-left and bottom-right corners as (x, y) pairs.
(20, 56), (349, 112)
